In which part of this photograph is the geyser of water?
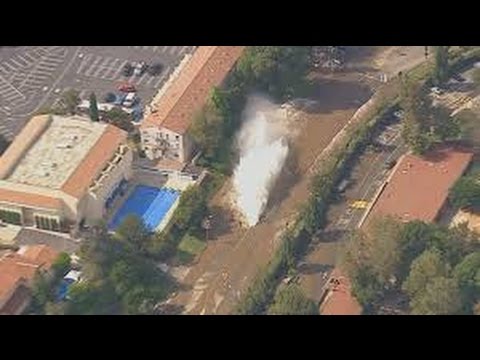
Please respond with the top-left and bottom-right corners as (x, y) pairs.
(233, 99), (289, 227)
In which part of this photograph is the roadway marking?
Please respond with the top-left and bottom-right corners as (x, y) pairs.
(154, 66), (170, 88)
(76, 54), (92, 74)
(84, 55), (102, 76)
(136, 72), (149, 86)
(112, 60), (128, 81)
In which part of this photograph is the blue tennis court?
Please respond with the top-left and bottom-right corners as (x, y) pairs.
(108, 185), (180, 232)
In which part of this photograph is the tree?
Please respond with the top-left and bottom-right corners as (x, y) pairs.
(104, 107), (133, 132)
(52, 252), (71, 279)
(433, 46), (450, 86)
(350, 265), (384, 308)
(268, 284), (318, 315)
(237, 46), (311, 100)
(453, 252), (480, 307)
(401, 80), (434, 154)
(115, 215), (151, 254)
(189, 99), (224, 161)
(89, 92), (99, 122)
(44, 301), (67, 315)
(341, 231), (385, 306)
(397, 221), (432, 278)
(368, 216), (404, 285)
(60, 89), (80, 115)
(410, 276), (463, 315)
(30, 272), (51, 312)
(67, 281), (112, 315)
(402, 248), (450, 298)
(449, 175), (480, 211)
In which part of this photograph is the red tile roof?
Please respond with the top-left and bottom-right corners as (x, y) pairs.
(320, 269), (362, 315)
(0, 245), (58, 311)
(364, 147), (473, 226)
(142, 46), (245, 134)
(62, 124), (127, 199)
(0, 187), (63, 210)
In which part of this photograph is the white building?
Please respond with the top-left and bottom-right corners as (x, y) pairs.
(140, 46), (245, 168)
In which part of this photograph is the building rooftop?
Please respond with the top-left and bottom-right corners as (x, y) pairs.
(0, 245), (58, 301)
(0, 115), (128, 208)
(364, 147), (473, 227)
(6, 116), (106, 190)
(320, 269), (362, 315)
(142, 46), (245, 134)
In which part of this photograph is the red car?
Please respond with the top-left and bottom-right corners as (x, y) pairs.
(118, 83), (136, 93)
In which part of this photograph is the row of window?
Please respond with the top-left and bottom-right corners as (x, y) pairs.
(0, 209), (22, 225)
(35, 215), (60, 232)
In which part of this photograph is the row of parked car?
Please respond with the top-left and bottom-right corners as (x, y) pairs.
(122, 61), (164, 77)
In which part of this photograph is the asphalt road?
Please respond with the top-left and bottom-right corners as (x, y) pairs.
(297, 115), (408, 304)
(0, 46), (194, 140)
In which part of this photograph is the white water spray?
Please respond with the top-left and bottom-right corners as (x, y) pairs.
(232, 96), (290, 227)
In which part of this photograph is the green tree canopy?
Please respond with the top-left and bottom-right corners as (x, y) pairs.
(60, 89), (81, 115)
(410, 276), (463, 315)
(402, 248), (450, 298)
(237, 46), (311, 100)
(433, 46), (450, 86)
(89, 92), (99, 122)
(104, 107), (133, 132)
(268, 284), (318, 315)
(52, 252), (71, 279)
(449, 175), (480, 211)
(453, 251), (480, 306)
(115, 215), (151, 254)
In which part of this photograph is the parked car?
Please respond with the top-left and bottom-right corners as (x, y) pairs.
(118, 83), (136, 93)
(133, 61), (147, 76)
(122, 92), (137, 108)
(393, 110), (405, 119)
(122, 63), (134, 77)
(431, 87), (444, 96)
(104, 92), (117, 103)
(148, 62), (164, 76)
(452, 73), (466, 83)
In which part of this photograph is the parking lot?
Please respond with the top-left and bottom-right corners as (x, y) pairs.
(0, 46), (195, 139)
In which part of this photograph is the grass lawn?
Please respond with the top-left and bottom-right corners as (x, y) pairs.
(175, 234), (207, 265)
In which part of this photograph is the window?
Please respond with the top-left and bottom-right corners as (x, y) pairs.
(175, 135), (180, 140)
(34, 214), (61, 232)
(166, 134), (169, 140)
(0, 209), (22, 225)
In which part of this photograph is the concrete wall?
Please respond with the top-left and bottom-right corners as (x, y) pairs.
(141, 126), (193, 163)
(83, 146), (133, 225)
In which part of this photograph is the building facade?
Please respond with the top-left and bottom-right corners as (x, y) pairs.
(0, 115), (132, 233)
(140, 46), (245, 167)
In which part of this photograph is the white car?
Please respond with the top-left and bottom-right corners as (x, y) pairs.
(431, 87), (444, 96)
